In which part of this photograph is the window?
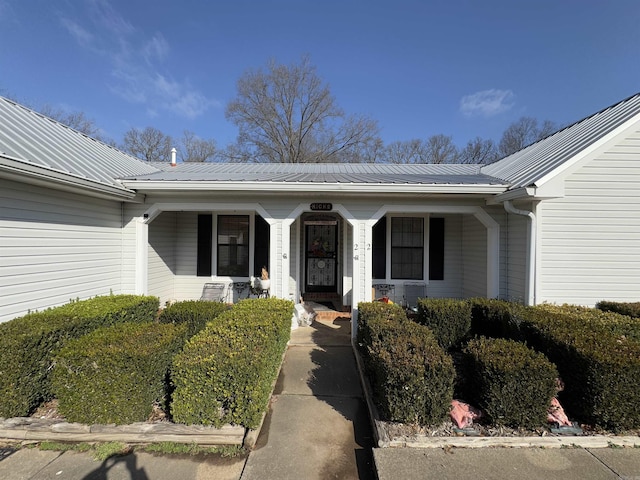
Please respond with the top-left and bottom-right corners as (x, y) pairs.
(391, 217), (424, 280)
(217, 215), (249, 276)
(429, 217), (445, 280)
(197, 214), (212, 276)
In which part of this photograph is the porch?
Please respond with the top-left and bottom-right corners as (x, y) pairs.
(134, 199), (501, 327)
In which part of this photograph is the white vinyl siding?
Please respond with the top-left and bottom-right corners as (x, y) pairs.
(0, 179), (123, 322)
(504, 213), (528, 303)
(147, 212), (177, 305)
(538, 129), (640, 305)
(462, 214), (487, 298)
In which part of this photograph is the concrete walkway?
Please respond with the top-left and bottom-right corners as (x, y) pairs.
(241, 317), (376, 480)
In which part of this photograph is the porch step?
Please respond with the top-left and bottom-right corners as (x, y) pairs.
(303, 301), (351, 322)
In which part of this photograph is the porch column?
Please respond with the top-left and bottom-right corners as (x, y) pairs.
(134, 217), (148, 295)
(350, 220), (373, 340)
(473, 209), (500, 299)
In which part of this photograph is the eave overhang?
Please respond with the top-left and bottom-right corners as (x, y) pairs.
(119, 180), (509, 195)
(0, 155), (137, 201)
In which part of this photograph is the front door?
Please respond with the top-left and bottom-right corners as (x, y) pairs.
(305, 220), (338, 293)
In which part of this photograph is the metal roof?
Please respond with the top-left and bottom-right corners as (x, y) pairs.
(482, 92), (640, 188)
(0, 96), (159, 192)
(124, 162), (505, 186)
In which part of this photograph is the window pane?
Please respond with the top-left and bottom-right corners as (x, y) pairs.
(217, 215), (249, 276)
(391, 217), (423, 280)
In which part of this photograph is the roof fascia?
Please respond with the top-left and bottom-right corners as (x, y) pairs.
(119, 180), (508, 195)
(0, 155), (137, 201)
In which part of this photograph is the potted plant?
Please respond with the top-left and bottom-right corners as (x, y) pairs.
(259, 266), (270, 291)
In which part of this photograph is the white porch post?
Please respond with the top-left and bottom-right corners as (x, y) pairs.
(135, 217), (148, 295)
(473, 209), (500, 299)
(350, 220), (372, 340)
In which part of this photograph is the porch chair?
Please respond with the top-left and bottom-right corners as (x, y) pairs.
(200, 283), (227, 302)
(403, 282), (426, 313)
(373, 283), (396, 303)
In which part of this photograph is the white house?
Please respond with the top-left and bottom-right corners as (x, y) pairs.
(1, 93), (639, 329)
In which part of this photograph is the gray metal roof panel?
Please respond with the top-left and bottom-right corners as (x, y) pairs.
(482, 93), (640, 188)
(126, 162), (503, 185)
(0, 97), (160, 190)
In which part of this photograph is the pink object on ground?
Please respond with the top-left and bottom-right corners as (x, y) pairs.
(450, 400), (483, 428)
(547, 397), (572, 426)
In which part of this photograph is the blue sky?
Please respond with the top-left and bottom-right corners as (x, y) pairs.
(1, 0), (639, 151)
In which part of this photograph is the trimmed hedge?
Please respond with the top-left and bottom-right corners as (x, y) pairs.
(0, 295), (159, 418)
(171, 298), (293, 428)
(520, 305), (640, 430)
(358, 302), (454, 425)
(159, 300), (228, 339)
(52, 322), (187, 425)
(596, 301), (640, 319)
(463, 337), (558, 428)
(414, 298), (472, 350)
(469, 297), (526, 341)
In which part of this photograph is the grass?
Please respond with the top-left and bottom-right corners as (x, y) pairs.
(36, 440), (244, 461)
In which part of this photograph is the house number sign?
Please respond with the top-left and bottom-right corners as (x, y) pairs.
(310, 203), (333, 211)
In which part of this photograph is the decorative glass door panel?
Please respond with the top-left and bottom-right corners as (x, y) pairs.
(305, 222), (338, 292)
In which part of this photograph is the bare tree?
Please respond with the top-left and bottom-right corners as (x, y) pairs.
(225, 56), (380, 163)
(459, 137), (499, 164)
(498, 117), (557, 157)
(382, 139), (430, 164)
(179, 130), (217, 162)
(122, 127), (174, 162)
(425, 134), (459, 164)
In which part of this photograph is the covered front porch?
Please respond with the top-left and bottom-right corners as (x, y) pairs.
(132, 196), (500, 333)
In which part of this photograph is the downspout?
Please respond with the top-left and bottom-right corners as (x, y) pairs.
(503, 200), (536, 306)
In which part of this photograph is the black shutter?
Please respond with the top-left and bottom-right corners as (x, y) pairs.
(372, 217), (386, 279)
(197, 214), (212, 276)
(429, 217), (444, 280)
(254, 215), (270, 277)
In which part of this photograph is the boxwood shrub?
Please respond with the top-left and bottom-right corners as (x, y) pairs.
(0, 295), (159, 418)
(171, 298), (293, 428)
(520, 305), (640, 430)
(414, 298), (472, 350)
(468, 297), (526, 341)
(596, 300), (640, 319)
(463, 337), (558, 428)
(159, 300), (228, 339)
(52, 321), (187, 425)
(357, 302), (454, 425)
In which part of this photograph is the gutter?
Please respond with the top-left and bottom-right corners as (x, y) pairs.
(119, 180), (508, 195)
(503, 200), (536, 306)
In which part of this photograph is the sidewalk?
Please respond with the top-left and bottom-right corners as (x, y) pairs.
(241, 316), (376, 480)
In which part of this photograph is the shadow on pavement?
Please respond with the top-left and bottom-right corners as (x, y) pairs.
(308, 319), (376, 480)
(82, 453), (149, 480)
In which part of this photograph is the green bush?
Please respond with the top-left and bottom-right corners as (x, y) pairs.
(414, 298), (472, 350)
(357, 302), (454, 425)
(52, 321), (186, 425)
(159, 300), (228, 338)
(463, 337), (558, 428)
(171, 298), (293, 428)
(469, 297), (526, 341)
(520, 306), (640, 430)
(596, 301), (640, 319)
(0, 295), (159, 418)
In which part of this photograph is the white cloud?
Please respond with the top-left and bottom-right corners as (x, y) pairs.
(143, 34), (169, 64)
(60, 0), (218, 120)
(60, 18), (94, 47)
(460, 89), (515, 117)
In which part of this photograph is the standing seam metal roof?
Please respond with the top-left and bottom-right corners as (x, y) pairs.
(482, 92), (640, 188)
(0, 97), (159, 190)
